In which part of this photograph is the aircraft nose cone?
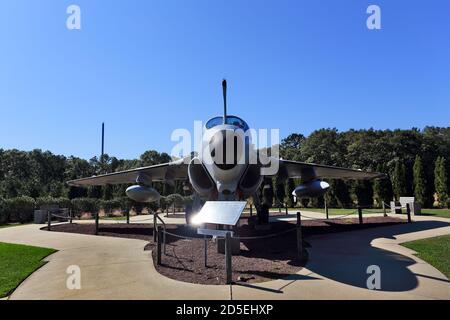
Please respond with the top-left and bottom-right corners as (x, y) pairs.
(209, 130), (239, 170)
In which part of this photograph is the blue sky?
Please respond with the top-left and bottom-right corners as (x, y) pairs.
(0, 0), (449, 160)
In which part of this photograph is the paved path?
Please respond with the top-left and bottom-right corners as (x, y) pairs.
(0, 214), (449, 300)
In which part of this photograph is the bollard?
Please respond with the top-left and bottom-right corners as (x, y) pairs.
(285, 204), (288, 216)
(296, 212), (303, 259)
(69, 209), (73, 224)
(95, 212), (99, 235)
(204, 236), (208, 268)
(406, 203), (412, 223)
(249, 204), (252, 217)
(47, 211), (51, 231)
(157, 226), (162, 265)
(382, 202), (387, 217)
(325, 200), (329, 220)
(126, 210), (130, 224)
(225, 232), (232, 284)
(358, 207), (363, 225)
(153, 213), (157, 242)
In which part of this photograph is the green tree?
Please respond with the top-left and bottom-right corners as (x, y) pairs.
(413, 155), (427, 206)
(274, 180), (286, 208)
(285, 179), (296, 207)
(352, 180), (374, 207)
(373, 164), (393, 206)
(392, 161), (407, 200)
(434, 156), (448, 207)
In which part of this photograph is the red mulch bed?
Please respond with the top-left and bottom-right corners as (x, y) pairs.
(44, 216), (404, 285)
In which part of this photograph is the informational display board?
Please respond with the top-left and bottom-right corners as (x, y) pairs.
(192, 201), (246, 226)
(197, 228), (234, 237)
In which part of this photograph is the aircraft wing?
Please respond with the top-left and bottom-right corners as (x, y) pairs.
(67, 159), (188, 186)
(277, 159), (386, 181)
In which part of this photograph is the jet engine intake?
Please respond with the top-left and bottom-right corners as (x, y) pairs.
(188, 158), (215, 196)
(238, 164), (263, 198)
(293, 180), (330, 198)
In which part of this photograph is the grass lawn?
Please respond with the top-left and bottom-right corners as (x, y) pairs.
(0, 242), (56, 298)
(402, 235), (450, 279)
(418, 209), (450, 219)
(102, 216), (127, 221)
(301, 208), (386, 215)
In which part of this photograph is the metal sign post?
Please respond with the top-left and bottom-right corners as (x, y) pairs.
(296, 212), (303, 259)
(95, 212), (99, 235)
(225, 232), (232, 284)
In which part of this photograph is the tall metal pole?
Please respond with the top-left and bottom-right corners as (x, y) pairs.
(101, 122), (104, 159)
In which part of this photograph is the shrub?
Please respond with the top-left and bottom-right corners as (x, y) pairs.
(183, 195), (194, 206)
(71, 198), (98, 215)
(99, 199), (122, 214)
(166, 194), (184, 207)
(36, 196), (71, 209)
(118, 197), (133, 213)
(6, 196), (36, 223)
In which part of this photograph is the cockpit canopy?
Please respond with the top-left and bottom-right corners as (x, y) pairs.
(205, 115), (249, 131)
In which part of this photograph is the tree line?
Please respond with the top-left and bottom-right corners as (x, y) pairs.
(0, 126), (449, 211)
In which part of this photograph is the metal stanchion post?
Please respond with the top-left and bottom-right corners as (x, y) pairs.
(157, 226), (162, 265)
(204, 236), (208, 268)
(406, 203), (412, 223)
(358, 207), (363, 225)
(95, 212), (99, 235)
(153, 213), (157, 242)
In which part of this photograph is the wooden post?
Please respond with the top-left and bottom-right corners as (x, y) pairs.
(47, 211), (51, 231)
(358, 207), (363, 225)
(249, 204), (252, 217)
(406, 203), (412, 223)
(296, 212), (303, 259)
(325, 199), (329, 220)
(204, 236), (208, 268)
(153, 213), (157, 242)
(95, 212), (99, 235)
(157, 226), (162, 265)
(225, 232), (232, 284)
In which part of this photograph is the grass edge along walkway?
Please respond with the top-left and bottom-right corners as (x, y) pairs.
(0, 242), (57, 298)
(402, 235), (450, 279)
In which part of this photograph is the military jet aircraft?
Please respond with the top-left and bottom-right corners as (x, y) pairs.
(68, 80), (385, 223)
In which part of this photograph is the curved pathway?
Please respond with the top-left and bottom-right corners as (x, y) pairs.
(0, 214), (448, 300)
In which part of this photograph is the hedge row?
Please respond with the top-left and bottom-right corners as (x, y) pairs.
(0, 194), (193, 224)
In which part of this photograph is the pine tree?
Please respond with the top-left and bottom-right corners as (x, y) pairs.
(392, 161), (407, 200)
(434, 156), (448, 208)
(413, 155), (426, 206)
(373, 163), (393, 206)
(285, 179), (296, 207)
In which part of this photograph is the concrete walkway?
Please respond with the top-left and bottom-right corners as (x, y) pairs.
(0, 214), (449, 300)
